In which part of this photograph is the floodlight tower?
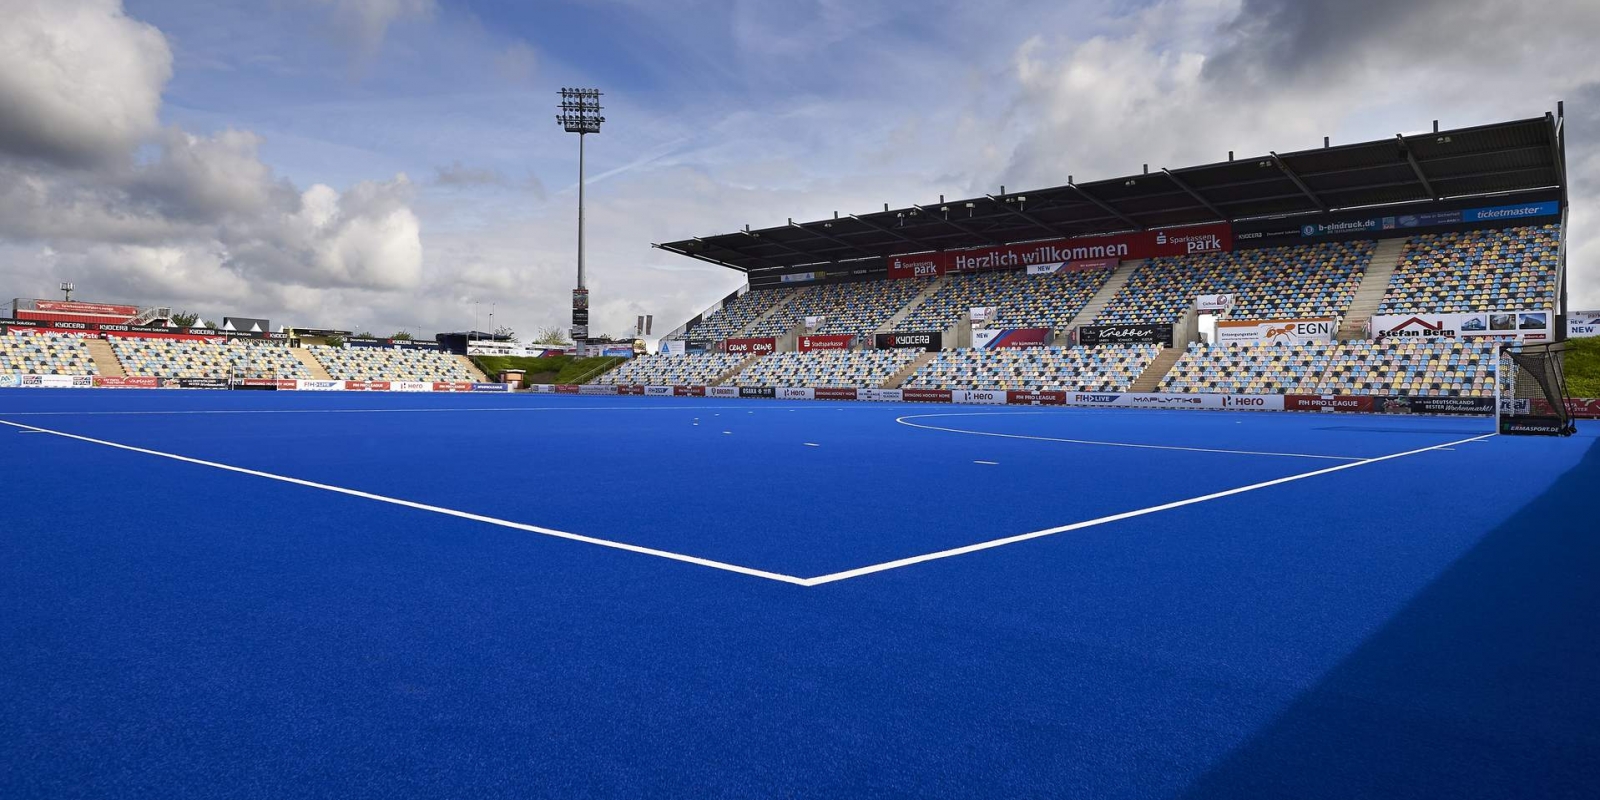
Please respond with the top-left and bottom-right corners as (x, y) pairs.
(557, 88), (604, 346)
(59, 282), (74, 301)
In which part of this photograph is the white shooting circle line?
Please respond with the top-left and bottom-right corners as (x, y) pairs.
(896, 412), (1365, 461)
(799, 431), (1495, 586)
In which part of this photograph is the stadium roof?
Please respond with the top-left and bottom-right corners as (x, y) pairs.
(656, 113), (1566, 276)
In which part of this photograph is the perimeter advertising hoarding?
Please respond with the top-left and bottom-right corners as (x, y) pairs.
(1007, 390), (1067, 405)
(857, 388), (903, 402)
(740, 386), (777, 398)
(777, 387), (814, 400)
(901, 388), (952, 402)
(798, 334), (854, 352)
(1063, 393), (1285, 411)
(707, 386), (739, 398)
(1568, 310), (1600, 338)
(875, 331), (942, 351)
(814, 387), (859, 400)
(92, 376), (161, 388)
(674, 385), (707, 397)
(1371, 310), (1551, 341)
(577, 384), (618, 396)
(884, 223), (1231, 279)
(722, 337), (776, 355)
(972, 328), (1052, 349)
(644, 385), (674, 396)
(1215, 318), (1336, 345)
(952, 389), (1006, 405)
(1076, 324), (1173, 347)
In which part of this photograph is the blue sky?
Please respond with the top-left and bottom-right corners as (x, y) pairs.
(0, 0), (1595, 338)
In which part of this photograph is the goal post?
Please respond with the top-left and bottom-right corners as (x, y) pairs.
(1497, 341), (1576, 436)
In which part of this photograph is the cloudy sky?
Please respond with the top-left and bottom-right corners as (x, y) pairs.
(0, 0), (1595, 339)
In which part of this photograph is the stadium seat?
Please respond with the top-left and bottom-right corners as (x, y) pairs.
(0, 332), (99, 376)
(309, 346), (472, 382)
(902, 345), (1157, 392)
(900, 267), (1112, 333)
(732, 349), (920, 388)
(593, 353), (745, 385)
(111, 337), (309, 379)
(1099, 240), (1374, 325)
(1378, 225), (1559, 314)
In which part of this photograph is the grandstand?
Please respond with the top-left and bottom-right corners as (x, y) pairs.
(903, 345), (1157, 392)
(594, 353), (745, 385)
(1378, 224), (1560, 314)
(309, 346), (474, 382)
(111, 338), (308, 380)
(1160, 339), (1499, 397)
(747, 278), (933, 338)
(1097, 240), (1374, 325)
(900, 266), (1111, 333)
(732, 349), (920, 388)
(0, 332), (99, 376)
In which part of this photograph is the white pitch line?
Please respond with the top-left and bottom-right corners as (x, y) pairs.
(0, 418), (810, 587)
(973, 460), (999, 465)
(897, 412), (1364, 461)
(799, 432), (1495, 586)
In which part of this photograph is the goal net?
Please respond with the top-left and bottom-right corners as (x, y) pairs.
(1497, 341), (1576, 436)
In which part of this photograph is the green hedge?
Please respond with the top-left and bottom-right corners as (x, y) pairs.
(471, 355), (625, 387)
(1565, 336), (1600, 398)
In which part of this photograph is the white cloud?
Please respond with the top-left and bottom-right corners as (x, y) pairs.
(307, 0), (435, 58)
(0, 0), (171, 166)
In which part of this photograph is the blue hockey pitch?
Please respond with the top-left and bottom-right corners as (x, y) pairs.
(2, 389), (1596, 798)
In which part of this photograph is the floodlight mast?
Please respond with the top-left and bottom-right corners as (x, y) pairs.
(557, 88), (604, 348)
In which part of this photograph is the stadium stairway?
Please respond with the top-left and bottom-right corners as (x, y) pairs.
(1128, 346), (1184, 392)
(711, 354), (763, 386)
(1075, 259), (1143, 326)
(875, 276), (948, 334)
(1337, 237), (1406, 339)
(885, 352), (937, 388)
(84, 338), (126, 377)
(455, 355), (489, 382)
(291, 348), (334, 381)
(733, 288), (804, 337)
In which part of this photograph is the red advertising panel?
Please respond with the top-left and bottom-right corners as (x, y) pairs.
(433, 381), (474, 393)
(93, 376), (160, 388)
(798, 334), (854, 352)
(722, 337), (776, 355)
(814, 387), (859, 400)
(901, 388), (952, 403)
(617, 384), (645, 395)
(674, 385), (706, 397)
(1007, 390), (1066, 405)
(886, 253), (945, 279)
(33, 300), (140, 316)
(885, 223), (1235, 279)
(555, 384), (580, 394)
(1285, 395), (1375, 412)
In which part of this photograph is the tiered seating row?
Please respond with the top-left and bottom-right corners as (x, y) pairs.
(903, 345), (1158, 392)
(749, 279), (933, 338)
(1160, 339), (1498, 397)
(901, 267), (1110, 333)
(0, 333), (99, 375)
(112, 338), (308, 379)
(1379, 225), (1559, 314)
(595, 354), (745, 385)
(310, 346), (473, 382)
(686, 289), (793, 341)
(732, 350), (920, 389)
(1099, 240), (1373, 325)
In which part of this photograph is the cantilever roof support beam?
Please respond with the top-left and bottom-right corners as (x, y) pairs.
(1160, 169), (1229, 220)
(788, 221), (879, 259)
(653, 242), (759, 272)
(911, 204), (1002, 245)
(1395, 135), (1438, 200)
(983, 194), (1075, 239)
(1270, 151), (1328, 212)
(846, 213), (929, 249)
(1067, 181), (1143, 231)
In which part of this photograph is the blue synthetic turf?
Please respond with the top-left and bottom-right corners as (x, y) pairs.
(1, 389), (1596, 798)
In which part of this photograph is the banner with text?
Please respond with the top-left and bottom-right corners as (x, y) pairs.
(798, 334), (854, 352)
(875, 331), (942, 351)
(1076, 324), (1173, 347)
(722, 337), (777, 355)
(973, 328), (1052, 349)
(1371, 310), (1552, 341)
(884, 223), (1231, 279)
(1216, 317), (1336, 345)
(1568, 310), (1600, 339)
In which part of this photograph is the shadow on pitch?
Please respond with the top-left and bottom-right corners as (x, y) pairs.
(1185, 437), (1600, 799)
